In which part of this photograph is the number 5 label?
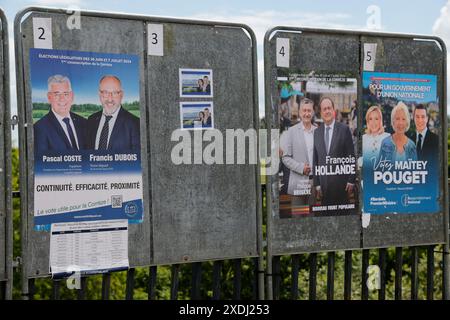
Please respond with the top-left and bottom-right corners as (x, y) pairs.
(148, 24), (163, 56)
(33, 18), (53, 49)
(276, 38), (289, 68)
(363, 43), (377, 71)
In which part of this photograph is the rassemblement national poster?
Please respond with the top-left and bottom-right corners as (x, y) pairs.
(30, 48), (143, 229)
(362, 71), (439, 214)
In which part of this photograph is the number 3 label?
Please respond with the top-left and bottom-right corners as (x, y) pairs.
(363, 43), (377, 71)
(148, 24), (163, 56)
(276, 38), (289, 68)
(33, 17), (53, 49)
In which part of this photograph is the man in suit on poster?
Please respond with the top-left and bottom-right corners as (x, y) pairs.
(313, 97), (356, 207)
(34, 75), (87, 155)
(409, 104), (438, 163)
(282, 98), (316, 202)
(87, 75), (140, 152)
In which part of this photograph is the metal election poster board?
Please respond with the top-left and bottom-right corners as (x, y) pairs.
(0, 7), (13, 299)
(16, 8), (151, 279)
(16, 7), (262, 283)
(265, 27), (447, 255)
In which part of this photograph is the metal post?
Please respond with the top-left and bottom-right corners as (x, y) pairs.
(77, 277), (87, 300)
(291, 255), (300, 300)
(344, 251), (352, 300)
(101, 273), (111, 300)
(272, 256), (280, 300)
(309, 253), (317, 300)
(440, 37), (450, 299)
(126, 268), (135, 300)
(148, 266), (157, 300)
(427, 245), (435, 300)
(233, 259), (242, 300)
(28, 278), (35, 300)
(1, 9), (13, 300)
(170, 265), (179, 300)
(14, 9), (30, 301)
(52, 280), (61, 300)
(362, 250), (369, 300)
(411, 247), (419, 300)
(378, 248), (386, 300)
(395, 247), (403, 300)
(252, 257), (258, 300)
(191, 262), (202, 300)
(212, 261), (222, 300)
(327, 252), (335, 300)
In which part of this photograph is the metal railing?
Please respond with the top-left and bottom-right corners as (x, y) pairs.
(8, 183), (448, 300)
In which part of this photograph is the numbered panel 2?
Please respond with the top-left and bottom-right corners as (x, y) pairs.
(16, 9), (150, 278)
(265, 29), (362, 255)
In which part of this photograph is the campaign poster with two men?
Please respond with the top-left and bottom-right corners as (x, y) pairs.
(30, 48), (143, 228)
(278, 72), (358, 218)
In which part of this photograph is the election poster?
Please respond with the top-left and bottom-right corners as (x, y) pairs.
(277, 72), (358, 218)
(30, 48), (143, 229)
(362, 72), (440, 214)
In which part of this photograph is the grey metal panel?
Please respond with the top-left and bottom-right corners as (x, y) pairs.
(361, 36), (446, 248)
(265, 31), (362, 255)
(19, 11), (151, 277)
(0, 9), (6, 282)
(148, 22), (258, 265)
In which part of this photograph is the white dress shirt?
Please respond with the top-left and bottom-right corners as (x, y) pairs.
(95, 106), (121, 150)
(52, 110), (79, 149)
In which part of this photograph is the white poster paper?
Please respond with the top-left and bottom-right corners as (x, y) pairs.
(50, 219), (129, 276)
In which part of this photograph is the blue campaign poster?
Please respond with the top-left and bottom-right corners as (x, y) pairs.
(362, 72), (440, 214)
(30, 48), (143, 229)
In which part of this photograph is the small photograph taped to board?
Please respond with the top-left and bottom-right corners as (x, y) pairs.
(180, 102), (214, 130)
(277, 71), (358, 218)
(179, 68), (213, 98)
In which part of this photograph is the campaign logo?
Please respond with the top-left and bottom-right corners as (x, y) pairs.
(125, 202), (138, 217)
(401, 194), (409, 207)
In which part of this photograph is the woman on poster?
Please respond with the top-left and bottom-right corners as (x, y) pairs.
(378, 101), (417, 162)
(362, 105), (390, 165)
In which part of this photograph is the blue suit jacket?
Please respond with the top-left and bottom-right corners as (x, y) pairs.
(34, 111), (87, 155)
(87, 107), (140, 152)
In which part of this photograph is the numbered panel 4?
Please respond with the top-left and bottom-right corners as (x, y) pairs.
(16, 8), (150, 278)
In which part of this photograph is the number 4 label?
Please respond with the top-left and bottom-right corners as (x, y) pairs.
(33, 18), (52, 49)
(148, 24), (163, 56)
(276, 38), (289, 68)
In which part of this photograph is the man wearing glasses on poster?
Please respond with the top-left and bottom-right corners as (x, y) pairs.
(87, 75), (140, 152)
(34, 74), (88, 155)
